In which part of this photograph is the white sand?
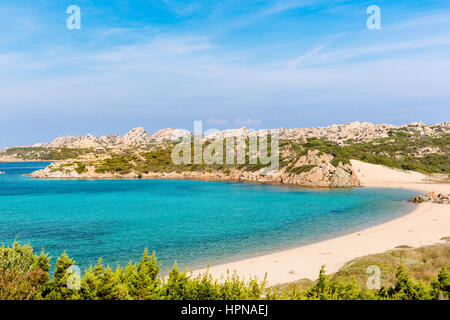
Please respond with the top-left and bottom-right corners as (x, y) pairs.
(192, 160), (450, 285)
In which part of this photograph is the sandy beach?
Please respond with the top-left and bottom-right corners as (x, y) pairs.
(193, 160), (450, 285)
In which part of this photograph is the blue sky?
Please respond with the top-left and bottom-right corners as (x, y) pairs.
(0, 0), (450, 147)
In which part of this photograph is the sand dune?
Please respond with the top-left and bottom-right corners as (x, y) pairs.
(192, 160), (450, 285)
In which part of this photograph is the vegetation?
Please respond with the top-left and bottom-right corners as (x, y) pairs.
(82, 130), (449, 178)
(287, 165), (317, 174)
(5, 129), (448, 178)
(282, 131), (450, 176)
(342, 131), (449, 175)
(95, 156), (134, 174)
(275, 243), (449, 292)
(92, 139), (280, 175)
(1, 241), (448, 300)
(2, 147), (93, 161)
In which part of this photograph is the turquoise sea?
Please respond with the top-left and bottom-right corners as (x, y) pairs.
(0, 162), (418, 273)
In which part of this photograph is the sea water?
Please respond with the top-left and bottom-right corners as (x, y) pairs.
(0, 162), (418, 272)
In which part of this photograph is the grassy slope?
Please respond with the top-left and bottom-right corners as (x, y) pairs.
(1, 147), (94, 161)
(272, 241), (450, 292)
(4, 129), (449, 178)
(90, 130), (450, 177)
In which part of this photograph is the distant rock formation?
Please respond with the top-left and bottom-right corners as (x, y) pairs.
(29, 121), (450, 149)
(7, 120), (449, 188)
(121, 127), (152, 145)
(33, 127), (190, 149)
(151, 128), (191, 141)
(253, 121), (448, 145)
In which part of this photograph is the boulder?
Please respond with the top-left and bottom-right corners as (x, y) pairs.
(410, 192), (450, 205)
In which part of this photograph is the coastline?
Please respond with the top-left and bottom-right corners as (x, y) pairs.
(4, 159), (449, 285)
(26, 163), (360, 188)
(0, 159), (54, 163)
(25, 173), (355, 190)
(192, 160), (450, 285)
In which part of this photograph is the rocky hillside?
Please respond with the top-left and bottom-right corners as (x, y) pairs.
(208, 121), (449, 145)
(32, 127), (190, 149)
(8, 121), (449, 151)
(2, 121), (449, 188)
(29, 139), (360, 188)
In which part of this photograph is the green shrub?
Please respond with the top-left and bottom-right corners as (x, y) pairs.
(0, 241), (50, 299)
(288, 165), (317, 174)
(1, 242), (448, 300)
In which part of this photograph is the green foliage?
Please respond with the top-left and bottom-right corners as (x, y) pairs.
(42, 252), (80, 300)
(317, 243), (450, 290)
(95, 157), (134, 174)
(431, 267), (450, 299)
(28, 130), (447, 178)
(0, 241), (50, 299)
(270, 267), (375, 300)
(4, 147), (93, 161)
(74, 162), (87, 174)
(287, 165), (317, 174)
(282, 132), (449, 176)
(93, 139), (277, 175)
(343, 133), (450, 175)
(0, 242), (448, 300)
(378, 265), (433, 300)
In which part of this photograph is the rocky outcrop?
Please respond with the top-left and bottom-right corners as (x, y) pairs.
(262, 121), (448, 145)
(276, 162), (359, 188)
(46, 134), (108, 149)
(29, 158), (360, 188)
(151, 128), (191, 141)
(29, 121), (450, 149)
(33, 129), (149, 149)
(32, 127), (191, 149)
(277, 121), (396, 144)
(15, 120), (449, 188)
(121, 127), (153, 145)
(410, 192), (450, 205)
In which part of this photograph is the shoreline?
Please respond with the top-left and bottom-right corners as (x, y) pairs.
(182, 194), (419, 272)
(25, 173), (356, 190)
(3, 159), (449, 285)
(191, 160), (450, 285)
(0, 159), (55, 163)
(26, 166), (360, 189)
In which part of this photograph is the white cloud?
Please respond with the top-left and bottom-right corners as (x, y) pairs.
(235, 118), (263, 127)
(261, 0), (322, 16)
(1, 8), (449, 130)
(89, 35), (216, 65)
(294, 36), (450, 67)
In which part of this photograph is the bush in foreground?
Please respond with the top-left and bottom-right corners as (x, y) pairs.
(0, 242), (448, 300)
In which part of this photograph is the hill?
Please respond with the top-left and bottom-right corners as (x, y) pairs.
(1, 121), (448, 188)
